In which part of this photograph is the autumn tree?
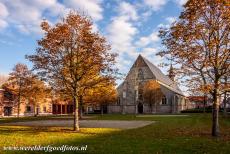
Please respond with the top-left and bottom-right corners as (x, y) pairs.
(26, 77), (50, 116)
(143, 80), (164, 113)
(0, 74), (8, 87)
(7, 63), (32, 117)
(84, 79), (117, 115)
(27, 11), (117, 131)
(158, 0), (230, 136)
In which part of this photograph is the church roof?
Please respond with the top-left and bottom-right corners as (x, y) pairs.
(118, 55), (184, 96)
(140, 55), (184, 96)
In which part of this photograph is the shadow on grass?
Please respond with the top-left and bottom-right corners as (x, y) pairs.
(1, 114), (230, 154)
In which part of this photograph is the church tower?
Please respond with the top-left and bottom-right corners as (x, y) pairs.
(168, 64), (175, 81)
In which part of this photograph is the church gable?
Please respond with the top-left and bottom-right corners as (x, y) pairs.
(125, 55), (155, 82)
(133, 55), (148, 67)
(117, 54), (184, 98)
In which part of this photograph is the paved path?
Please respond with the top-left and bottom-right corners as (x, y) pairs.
(0, 120), (154, 129)
(136, 115), (189, 117)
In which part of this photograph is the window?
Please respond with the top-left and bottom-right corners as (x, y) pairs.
(137, 69), (144, 80)
(88, 107), (93, 112)
(26, 106), (31, 112)
(162, 96), (167, 105)
(123, 91), (126, 98)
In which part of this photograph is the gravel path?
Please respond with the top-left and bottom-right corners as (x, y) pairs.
(136, 115), (189, 117)
(0, 120), (154, 129)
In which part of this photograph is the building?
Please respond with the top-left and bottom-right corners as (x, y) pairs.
(188, 96), (212, 109)
(0, 88), (52, 117)
(52, 100), (74, 114)
(108, 55), (190, 114)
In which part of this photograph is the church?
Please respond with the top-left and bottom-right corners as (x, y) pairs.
(108, 55), (190, 114)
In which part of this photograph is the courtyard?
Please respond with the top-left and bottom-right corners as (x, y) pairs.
(0, 114), (230, 154)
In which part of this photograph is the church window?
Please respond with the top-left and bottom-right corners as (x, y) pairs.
(137, 69), (144, 80)
(162, 96), (167, 105)
(123, 91), (126, 98)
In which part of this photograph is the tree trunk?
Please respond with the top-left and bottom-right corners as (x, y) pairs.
(223, 91), (227, 117)
(34, 104), (37, 117)
(212, 86), (220, 137)
(79, 95), (83, 120)
(203, 93), (207, 113)
(17, 93), (21, 118)
(101, 104), (104, 115)
(73, 96), (80, 131)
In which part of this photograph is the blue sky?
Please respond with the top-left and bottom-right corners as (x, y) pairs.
(0, 0), (187, 85)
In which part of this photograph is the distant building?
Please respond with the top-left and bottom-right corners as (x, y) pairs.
(0, 88), (52, 117)
(187, 96), (212, 109)
(108, 55), (191, 114)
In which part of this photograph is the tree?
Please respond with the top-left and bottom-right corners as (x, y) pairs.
(158, 0), (230, 136)
(143, 80), (164, 113)
(84, 79), (117, 115)
(222, 75), (230, 116)
(26, 77), (50, 116)
(7, 63), (32, 117)
(27, 11), (117, 131)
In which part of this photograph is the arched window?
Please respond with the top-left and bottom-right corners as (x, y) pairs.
(162, 96), (167, 105)
(137, 68), (144, 80)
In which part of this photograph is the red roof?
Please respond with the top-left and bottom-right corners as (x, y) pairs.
(188, 96), (207, 102)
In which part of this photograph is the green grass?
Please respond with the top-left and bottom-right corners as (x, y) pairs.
(0, 114), (230, 154)
(0, 115), (77, 124)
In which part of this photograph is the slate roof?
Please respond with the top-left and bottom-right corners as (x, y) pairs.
(141, 55), (184, 96)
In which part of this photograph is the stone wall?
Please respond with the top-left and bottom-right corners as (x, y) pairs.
(108, 105), (121, 113)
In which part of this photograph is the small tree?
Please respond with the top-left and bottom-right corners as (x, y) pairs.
(26, 77), (50, 116)
(27, 11), (117, 131)
(143, 80), (164, 113)
(7, 63), (32, 117)
(84, 79), (117, 115)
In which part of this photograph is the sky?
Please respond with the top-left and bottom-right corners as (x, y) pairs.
(0, 0), (187, 89)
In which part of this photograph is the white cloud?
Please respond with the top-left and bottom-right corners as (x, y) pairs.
(63, 0), (103, 21)
(0, 0), (67, 34)
(166, 17), (176, 24)
(0, 2), (8, 18)
(106, 2), (140, 74)
(141, 47), (163, 65)
(107, 16), (137, 54)
(135, 31), (160, 47)
(144, 0), (167, 11)
(0, 19), (8, 29)
(174, 0), (188, 6)
(47, 2), (67, 17)
(118, 2), (139, 21)
(158, 16), (177, 29)
(0, 2), (9, 29)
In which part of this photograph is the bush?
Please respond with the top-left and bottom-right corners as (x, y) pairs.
(181, 107), (212, 113)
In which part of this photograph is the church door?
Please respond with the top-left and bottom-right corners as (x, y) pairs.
(138, 103), (143, 114)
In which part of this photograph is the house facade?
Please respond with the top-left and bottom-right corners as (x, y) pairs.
(108, 55), (190, 114)
(0, 88), (52, 117)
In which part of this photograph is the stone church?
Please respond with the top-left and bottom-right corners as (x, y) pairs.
(108, 55), (190, 114)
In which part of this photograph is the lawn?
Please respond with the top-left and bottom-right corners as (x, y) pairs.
(0, 114), (230, 154)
